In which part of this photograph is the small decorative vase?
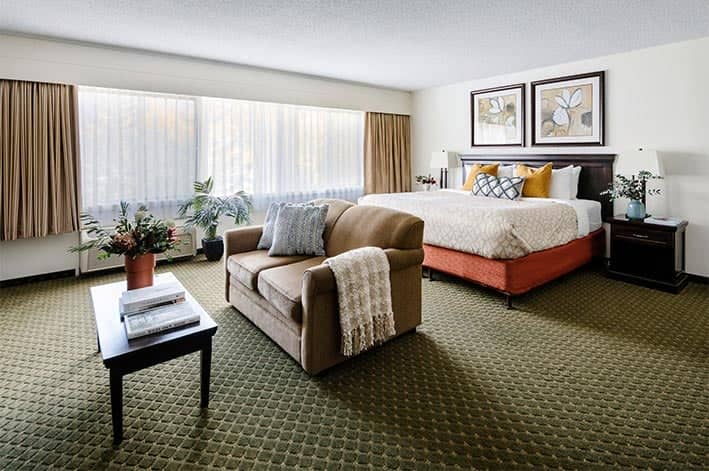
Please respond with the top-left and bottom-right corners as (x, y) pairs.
(626, 199), (646, 220)
(425, 184), (432, 191)
(124, 253), (156, 290)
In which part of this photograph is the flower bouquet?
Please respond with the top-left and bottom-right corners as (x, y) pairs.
(71, 202), (178, 289)
(415, 174), (437, 191)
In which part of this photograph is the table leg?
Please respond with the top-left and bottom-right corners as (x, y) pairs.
(200, 339), (212, 408)
(110, 369), (123, 444)
(96, 330), (101, 353)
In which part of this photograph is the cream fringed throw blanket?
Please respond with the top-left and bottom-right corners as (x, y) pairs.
(324, 247), (396, 357)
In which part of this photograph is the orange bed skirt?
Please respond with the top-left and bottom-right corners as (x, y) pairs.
(423, 228), (605, 296)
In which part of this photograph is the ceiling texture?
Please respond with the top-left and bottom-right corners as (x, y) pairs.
(2, 0), (708, 91)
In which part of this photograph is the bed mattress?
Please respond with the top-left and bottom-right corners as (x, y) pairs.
(358, 190), (601, 259)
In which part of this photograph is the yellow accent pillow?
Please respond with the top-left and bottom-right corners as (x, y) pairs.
(515, 163), (553, 197)
(462, 163), (499, 191)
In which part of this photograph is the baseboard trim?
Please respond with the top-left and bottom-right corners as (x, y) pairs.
(1, 255), (198, 287)
(688, 274), (709, 284)
(0, 269), (76, 287)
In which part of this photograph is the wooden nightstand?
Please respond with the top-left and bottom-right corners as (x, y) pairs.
(607, 215), (688, 293)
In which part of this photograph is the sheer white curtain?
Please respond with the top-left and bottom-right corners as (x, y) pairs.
(79, 87), (364, 220)
(78, 87), (198, 222)
(202, 98), (364, 210)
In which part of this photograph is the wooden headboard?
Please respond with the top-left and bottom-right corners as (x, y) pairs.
(459, 153), (616, 219)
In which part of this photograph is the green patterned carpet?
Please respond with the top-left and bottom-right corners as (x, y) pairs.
(0, 258), (707, 470)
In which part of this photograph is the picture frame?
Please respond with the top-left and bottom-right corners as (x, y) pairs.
(531, 71), (605, 146)
(470, 83), (525, 147)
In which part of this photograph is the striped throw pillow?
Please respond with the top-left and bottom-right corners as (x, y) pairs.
(269, 204), (329, 256)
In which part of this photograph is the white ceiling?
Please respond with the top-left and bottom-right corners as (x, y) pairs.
(2, 0), (708, 91)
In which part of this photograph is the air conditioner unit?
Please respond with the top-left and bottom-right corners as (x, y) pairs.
(79, 223), (196, 274)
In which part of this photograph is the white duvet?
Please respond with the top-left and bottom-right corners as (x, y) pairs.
(359, 190), (597, 259)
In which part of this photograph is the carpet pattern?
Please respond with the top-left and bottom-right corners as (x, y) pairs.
(0, 258), (707, 469)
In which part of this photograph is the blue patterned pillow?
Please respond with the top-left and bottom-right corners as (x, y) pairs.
(269, 204), (329, 256)
(258, 202), (312, 250)
(473, 173), (525, 200)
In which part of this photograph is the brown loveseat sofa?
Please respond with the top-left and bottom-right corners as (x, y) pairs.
(224, 199), (424, 374)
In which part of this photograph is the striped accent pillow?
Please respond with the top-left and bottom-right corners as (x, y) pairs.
(258, 202), (312, 250)
(472, 173), (525, 200)
(269, 204), (329, 256)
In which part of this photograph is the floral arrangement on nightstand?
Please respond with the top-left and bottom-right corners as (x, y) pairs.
(415, 174), (437, 191)
(601, 170), (662, 220)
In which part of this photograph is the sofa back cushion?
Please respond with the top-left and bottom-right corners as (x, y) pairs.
(326, 205), (424, 256)
(309, 198), (355, 252)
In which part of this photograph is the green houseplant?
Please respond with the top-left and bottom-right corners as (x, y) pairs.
(601, 170), (662, 220)
(71, 202), (178, 290)
(179, 177), (252, 261)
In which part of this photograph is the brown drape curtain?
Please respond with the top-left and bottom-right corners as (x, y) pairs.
(0, 80), (81, 241)
(364, 112), (411, 194)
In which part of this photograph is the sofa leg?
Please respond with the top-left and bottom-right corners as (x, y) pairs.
(429, 269), (435, 282)
(505, 294), (513, 310)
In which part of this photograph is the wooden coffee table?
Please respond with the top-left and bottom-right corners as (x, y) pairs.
(90, 272), (217, 444)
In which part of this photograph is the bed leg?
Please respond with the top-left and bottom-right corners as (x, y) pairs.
(505, 294), (513, 310)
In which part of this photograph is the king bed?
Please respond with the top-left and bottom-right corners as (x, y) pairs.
(359, 154), (615, 307)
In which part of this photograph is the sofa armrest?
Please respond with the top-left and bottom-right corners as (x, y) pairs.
(384, 248), (424, 271)
(224, 225), (263, 302)
(302, 264), (337, 299)
(301, 248), (424, 299)
(300, 247), (424, 375)
(224, 225), (263, 258)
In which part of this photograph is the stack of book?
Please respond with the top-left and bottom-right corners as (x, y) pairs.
(119, 281), (200, 340)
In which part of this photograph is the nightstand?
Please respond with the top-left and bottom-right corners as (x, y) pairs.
(606, 215), (688, 293)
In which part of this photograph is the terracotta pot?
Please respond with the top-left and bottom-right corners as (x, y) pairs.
(124, 253), (156, 290)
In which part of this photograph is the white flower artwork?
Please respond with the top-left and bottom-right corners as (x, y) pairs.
(532, 72), (604, 145)
(471, 84), (525, 146)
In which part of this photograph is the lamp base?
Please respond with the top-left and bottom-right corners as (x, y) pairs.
(439, 168), (448, 189)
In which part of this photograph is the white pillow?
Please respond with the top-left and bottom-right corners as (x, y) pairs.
(571, 166), (582, 199)
(548, 165), (575, 200)
(498, 165), (515, 178)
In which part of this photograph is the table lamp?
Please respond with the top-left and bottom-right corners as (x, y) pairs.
(615, 148), (662, 207)
(430, 150), (457, 189)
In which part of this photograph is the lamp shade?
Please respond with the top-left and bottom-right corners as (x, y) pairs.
(430, 150), (457, 169)
(615, 148), (662, 177)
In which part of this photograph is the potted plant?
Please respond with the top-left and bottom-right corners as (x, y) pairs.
(179, 177), (252, 261)
(601, 170), (662, 220)
(71, 202), (178, 290)
(415, 174), (437, 191)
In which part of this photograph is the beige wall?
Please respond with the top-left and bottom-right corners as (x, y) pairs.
(412, 37), (709, 276)
(0, 34), (410, 281)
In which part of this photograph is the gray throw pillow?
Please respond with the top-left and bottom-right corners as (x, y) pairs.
(269, 204), (329, 256)
(257, 202), (312, 250)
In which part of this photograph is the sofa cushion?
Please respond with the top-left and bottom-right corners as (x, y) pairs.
(257, 257), (326, 324)
(227, 250), (310, 290)
(309, 198), (355, 244)
(326, 205), (424, 256)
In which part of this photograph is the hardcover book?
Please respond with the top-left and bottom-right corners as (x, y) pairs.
(119, 281), (186, 318)
(124, 302), (200, 340)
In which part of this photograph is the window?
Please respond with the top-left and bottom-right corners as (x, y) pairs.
(202, 97), (364, 209)
(78, 87), (364, 221)
(78, 87), (198, 222)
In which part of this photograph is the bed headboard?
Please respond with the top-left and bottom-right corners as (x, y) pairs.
(458, 153), (616, 219)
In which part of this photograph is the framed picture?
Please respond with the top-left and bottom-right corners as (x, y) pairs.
(531, 71), (605, 146)
(470, 84), (525, 146)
